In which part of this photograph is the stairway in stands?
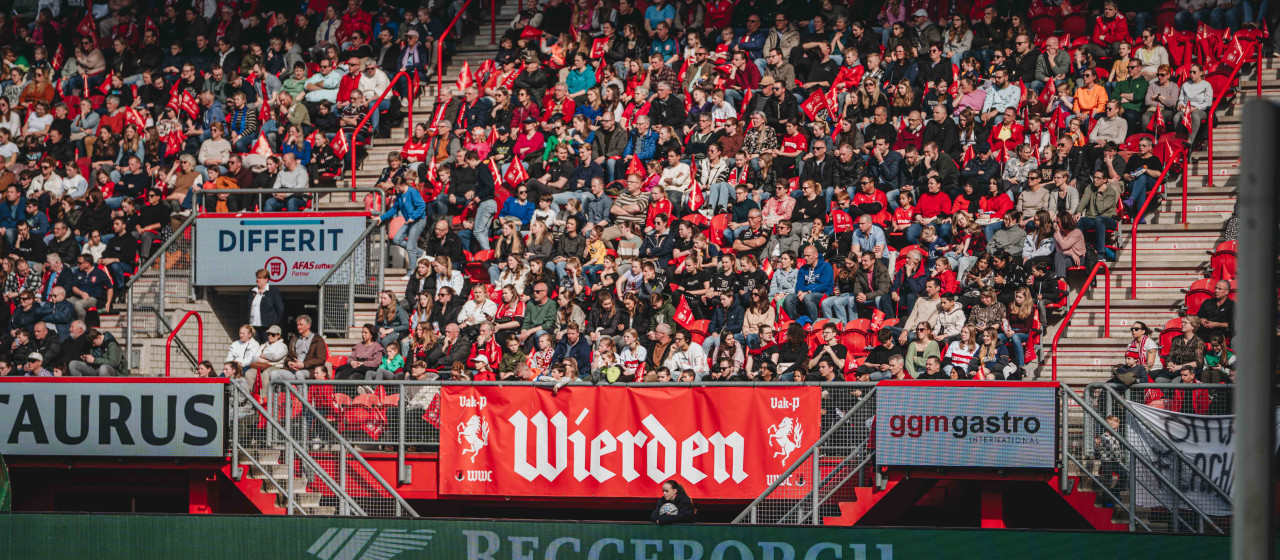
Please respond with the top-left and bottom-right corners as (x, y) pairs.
(1037, 57), (1269, 387)
(313, 7), (511, 357)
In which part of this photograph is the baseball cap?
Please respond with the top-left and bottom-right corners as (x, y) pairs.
(267, 325), (283, 335)
(28, 352), (43, 362)
(912, 9), (929, 17)
(758, 76), (777, 87)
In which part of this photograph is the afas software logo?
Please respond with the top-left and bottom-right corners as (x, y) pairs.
(307, 528), (435, 560)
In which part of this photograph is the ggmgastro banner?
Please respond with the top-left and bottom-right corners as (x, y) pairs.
(438, 385), (821, 498)
(194, 212), (369, 286)
(0, 379), (225, 457)
(875, 381), (1058, 469)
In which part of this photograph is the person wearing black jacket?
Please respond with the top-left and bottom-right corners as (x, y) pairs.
(799, 139), (836, 195)
(1007, 34), (1040, 87)
(1028, 261), (1062, 327)
(919, 47), (952, 88)
(99, 218), (137, 289)
(249, 268), (285, 341)
(647, 81), (686, 129)
(651, 480), (696, 525)
(511, 56), (550, 101)
(831, 143), (865, 194)
(762, 80), (800, 132)
(422, 218), (466, 270)
(921, 105), (961, 159)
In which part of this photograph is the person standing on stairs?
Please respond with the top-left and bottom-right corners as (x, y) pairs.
(248, 269), (285, 343)
(375, 178), (427, 278)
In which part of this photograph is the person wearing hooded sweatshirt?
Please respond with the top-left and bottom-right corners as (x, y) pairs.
(784, 245), (833, 321)
(651, 479), (696, 524)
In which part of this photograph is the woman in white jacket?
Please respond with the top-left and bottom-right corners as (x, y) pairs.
(1021, 209), (1056, 267)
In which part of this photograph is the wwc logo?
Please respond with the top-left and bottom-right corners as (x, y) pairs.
(307, 528), (435, 560)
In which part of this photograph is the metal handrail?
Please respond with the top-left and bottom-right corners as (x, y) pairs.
(315, 218), (383, 337)
(123, 211), (198, 291)
(1128, 157), (1181, 298)
(227, 380), (369, 515)
(314, 219), (381, 288)
(277, 381), (420, 517)
(348, 71), (416, 195)
(436, 0), (474, 94)
(1050, 261), (1110, 381)
(731, 386), (878, 524)
(1061, 447), (1152, 531)
(164, 311), (203, 377)
(1058, 383), (1225, 533)
(124, 211), (199, 371)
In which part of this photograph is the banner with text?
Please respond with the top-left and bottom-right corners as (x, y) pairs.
(194, 212), (369, 286)
(438, 385), (820, 498)
(1123, 402), (1274, 517)
(0, 379), (225, 457)
(875, 381), (1058, 469)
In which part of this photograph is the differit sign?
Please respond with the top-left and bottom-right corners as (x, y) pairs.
(874, 381), (1059, 469)
(193, 212), (370, 286)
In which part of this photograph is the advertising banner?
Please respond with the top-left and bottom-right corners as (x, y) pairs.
(194, 212), (369, 286)
(0, 513), (1240, 560)
(438, 385), (821, 498)
(1124, 402), (1268, 516)
(875, 381), (1058, 469)
(0, 379), (225, 458)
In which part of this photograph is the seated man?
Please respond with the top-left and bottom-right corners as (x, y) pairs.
(783, 245), (833, 321)
(37, 287), (75, 340)
(281, 315), (328, 380)
(69, 254), (113, 318)
(99, 218), (137, 288)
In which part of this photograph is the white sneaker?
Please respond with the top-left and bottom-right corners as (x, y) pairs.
(400, 273), (412, 280)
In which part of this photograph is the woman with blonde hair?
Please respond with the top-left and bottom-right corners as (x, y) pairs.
(1003, 287), (1035, 369)
(943, 325), (981, 379)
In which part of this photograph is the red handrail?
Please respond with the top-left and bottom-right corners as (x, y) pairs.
(165, 311), (204, 377)
(1050, 262), (1111, 381)
(1205, 62), (1245, 193)
(348, 70), (416, 196)
(1128, 157), (1181, 298)
(437, 0), (475, 94)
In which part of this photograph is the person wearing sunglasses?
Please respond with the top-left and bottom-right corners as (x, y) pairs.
(1112, 53), (1150, 133)
(1142, 64), (1178, 132)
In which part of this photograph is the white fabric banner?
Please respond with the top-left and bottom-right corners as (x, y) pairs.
(1125, 402), (1280, 517)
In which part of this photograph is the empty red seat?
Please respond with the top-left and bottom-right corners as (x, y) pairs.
(1209, 240), (1237, 281)
(1184, 278), (1215, 315)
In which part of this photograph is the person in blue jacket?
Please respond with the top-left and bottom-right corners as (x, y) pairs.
(550, 322), (592, 374)
(375, 179), (427, 275)
(784, 244), (833, 321)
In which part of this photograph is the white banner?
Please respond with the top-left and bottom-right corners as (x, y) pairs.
(875, 382), (1058, 469)
(194, 212), (369, 286)
(1124, 403), (1251, 516)
(0, 380), (225, 457)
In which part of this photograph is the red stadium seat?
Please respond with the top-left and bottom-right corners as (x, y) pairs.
(1061, 14), (1089, 38)
(1184, 278), (1215, 316)
(1209, 241), (1237, 281)
(1158, 317), (1183, 358)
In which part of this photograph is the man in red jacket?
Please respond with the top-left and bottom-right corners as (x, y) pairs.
(1082, 1), (1130, 60)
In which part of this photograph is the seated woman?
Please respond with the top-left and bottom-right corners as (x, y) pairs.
(374, 290), (410, 347)
(334, 325), (386, 380)
(1153, 316), (1205, 383)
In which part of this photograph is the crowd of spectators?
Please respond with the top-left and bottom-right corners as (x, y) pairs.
(316, 0), (1254, 385)
(0, 0), (1251, 384)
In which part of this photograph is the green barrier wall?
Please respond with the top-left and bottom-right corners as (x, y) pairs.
(0, 513), (1234, 560)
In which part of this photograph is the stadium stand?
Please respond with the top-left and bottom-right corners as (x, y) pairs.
(0, 0), (1255, 395)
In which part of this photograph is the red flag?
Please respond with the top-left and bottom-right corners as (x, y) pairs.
(426, 159), (440, 186)
(98, 71), (114, 95)
(162, 128), (185, 157)
(77, 12), (96, 38)
(961, 144), (976, 167)
(674, 296), (694, 328)
(503, 160), (529, 186)
(1181, 105), (1194, 132)
(590, 38), (609, 59)
(179, 90), (198, 118)
(800, 89), (828, 120)
(1147, 104), (1165, 133)
(456, 61), (474, 91)
(1038, 80), (1054, 107)
(331, 129), (350, 158)
(625, 154), (644, 177)
(520, 26), (543, 40)
(741, 87), (753, 113)
(267, 13), (279, 31)
(676, 56), (690, 83)
(52, 44), (64, 72)
(486, 159), (502, 185)
(1223, 35), (1247, 68)
(831, 209), (853, 232)
(687, 157), (703, 211)
(1017, 79), (1027, 106)
(144, 17), (158, 37)
(251, 132), (274, 156)
(123, 106), (148, 130)
(258, 99), (272, 127)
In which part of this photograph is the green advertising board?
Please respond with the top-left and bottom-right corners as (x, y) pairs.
(0, 513), (1234, 560)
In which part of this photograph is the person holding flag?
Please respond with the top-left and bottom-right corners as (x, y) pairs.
(374, 172), (428, 276)
(1176, 64), (1213, 146)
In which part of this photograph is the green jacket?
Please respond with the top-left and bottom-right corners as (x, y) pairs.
(1076, 181), (1121, 219)
(522, 299), (558, 332)
(93, 333), (127, 372)
(1111, 77), (1149, 114)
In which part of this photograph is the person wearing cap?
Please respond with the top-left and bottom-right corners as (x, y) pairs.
(513, 56), (551, 101)
(910, 9), (942, 50)
(247, 324), (289, 395)
(961, 142), (1001, 190)
(23, 352), (52, 377)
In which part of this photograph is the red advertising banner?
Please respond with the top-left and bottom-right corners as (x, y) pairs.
(439, 385), (821, 499)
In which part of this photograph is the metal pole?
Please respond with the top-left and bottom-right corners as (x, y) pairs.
(125, 290), (133, 371)
(231, 387), (241, 480)
(810, 451), (819, 524)
(1060, 388), (1070, 494)
(1233, 99), (1278, 560)
(158, 251), (167, 336)
(318, 286), (326, 338)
